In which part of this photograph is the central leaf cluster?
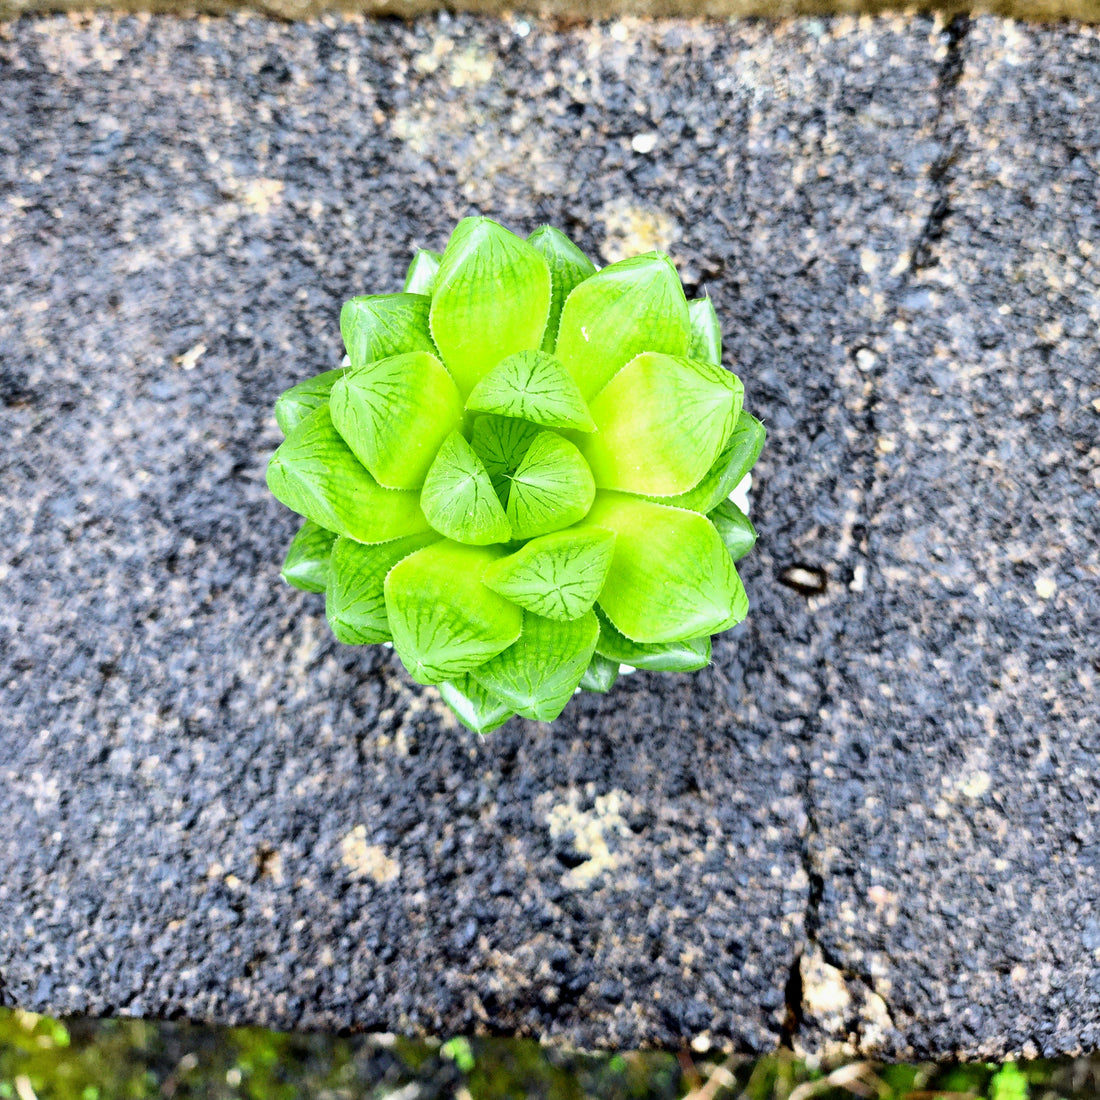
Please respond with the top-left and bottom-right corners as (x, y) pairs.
(266, 218), (765, 732)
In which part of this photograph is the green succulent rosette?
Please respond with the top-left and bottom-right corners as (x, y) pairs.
(267, 217), (764, 733)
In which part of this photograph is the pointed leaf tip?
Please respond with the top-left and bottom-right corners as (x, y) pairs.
(438, 675), (516, 734)
(661, 410), (764, 513)
(527, 226), (598, 353)
(465, 350), (596, 432)
(582, 352), (743, 497)
(555, 252), (690, 401)
(403, 248), (442, 296)
(330, 350), (464, 490)
(687, 296), (722, 366)
(266, 405), (431, 545)
(274, 368), (344, 436)
(326, 533), (439, 645)
(281, 519), (337, 593)
(594, 607), (712, 672)
(340, 293), (436, 371)
(472, 610), (599, 722)
(429, 218), (552, 396)
(420, 430), (512, 545)
(708, 498), (758, 562)
(578, 652), (620, 693)
(505, 431), (596, 541)
(482, 526), (616, 621)
(384, 541), (523, 684)
(586, 492), (748, 644)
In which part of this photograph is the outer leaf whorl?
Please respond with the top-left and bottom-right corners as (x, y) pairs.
(266, 216), (765, 732)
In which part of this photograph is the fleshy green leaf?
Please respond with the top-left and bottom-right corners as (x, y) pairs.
(438, 675), (516, 734)
(594, 607), (711, 672)
(429, 217), (552, 396)
(266, 405), (431, 545)
(585, 491), (748, 643)
(465, 350), (596, 433)
(481, 527), (616, 621)
(274, 369), (343, 436)
(472, 610), (599, 722)
(420, 430), (512, 545)
(527, 226), (598, 352)
(329, 351), (464, 490)
(326, 533), (439, 645)
(579, 653), (619, 693)
(403, 249), (442, 296)
(661, 411), (766, 513)
(469, 415), (540, 501)
(554, 253), (690, 401)
(708, 499), (758, 562)
(340, 293), (436, 370)
(505, 431), (596, 541)
(384, 541), (523, 684)
(687, 296), (722, 366)
(582, 353), (743, 497)
(281, 519), (337, 593)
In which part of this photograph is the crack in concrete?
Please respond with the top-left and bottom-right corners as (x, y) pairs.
(854, 12), (971, 533)
(817, 940), (899, 1032)
(909, 14), (971, 275)
(780, 14), (972, 1053)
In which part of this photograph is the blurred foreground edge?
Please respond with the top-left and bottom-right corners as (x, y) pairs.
(2, 0), (1100, 25)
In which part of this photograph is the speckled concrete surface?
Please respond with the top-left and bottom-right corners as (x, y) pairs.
(0, 11), (1096, 1056)
(799, 19), (1100, 1060)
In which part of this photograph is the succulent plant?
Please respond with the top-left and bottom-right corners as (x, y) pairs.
(267, 217), (764, 733)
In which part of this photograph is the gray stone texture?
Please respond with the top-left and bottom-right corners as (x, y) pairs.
(0, 10), (1096, 1057)
(802, 18), (1100, 1060)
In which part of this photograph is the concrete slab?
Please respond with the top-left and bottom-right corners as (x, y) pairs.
(0, 10), (1095, 1056)
(799, 18), (1100, 1060)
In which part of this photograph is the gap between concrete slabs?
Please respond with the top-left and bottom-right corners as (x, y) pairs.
(776, 11), (973, 1057)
